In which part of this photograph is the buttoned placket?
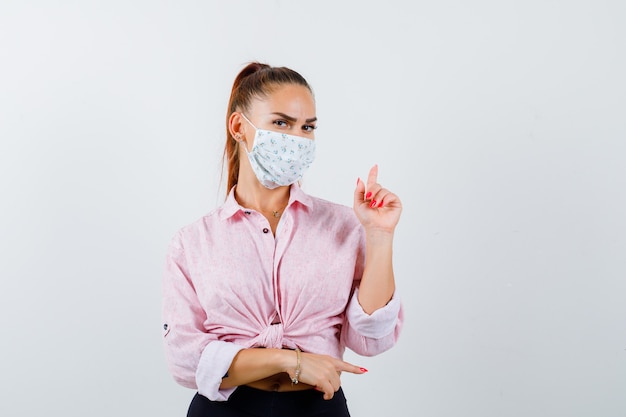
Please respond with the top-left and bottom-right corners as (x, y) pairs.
(273, 212), (292, 331)
(242, 208), (292, 344)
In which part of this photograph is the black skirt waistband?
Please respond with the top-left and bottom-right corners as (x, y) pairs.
(187, 385), (351, 417)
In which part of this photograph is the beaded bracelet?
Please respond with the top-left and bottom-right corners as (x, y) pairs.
(291, 348), (301, 385)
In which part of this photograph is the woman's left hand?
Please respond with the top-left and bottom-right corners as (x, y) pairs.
(353, 164), (402, 233)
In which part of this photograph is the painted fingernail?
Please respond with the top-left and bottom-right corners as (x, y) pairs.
(365, 192), (372, 199)
(378, 200), (384, 208)
(370, 200), (377, 208)
(360, 367), (368, 373)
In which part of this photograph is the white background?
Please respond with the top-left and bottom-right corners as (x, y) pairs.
(1, 1), (625, 416)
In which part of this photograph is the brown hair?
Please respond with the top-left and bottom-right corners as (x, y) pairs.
(222, 62), (313, 195)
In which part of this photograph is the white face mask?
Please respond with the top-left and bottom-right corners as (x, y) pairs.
(240, 114), (316, 189)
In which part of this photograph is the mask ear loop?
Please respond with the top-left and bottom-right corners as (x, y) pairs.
(231, 112), (247, 143)
(238, 113), (258, 151)
(235, 112), (258, 156)
(240, 113), (257, 130)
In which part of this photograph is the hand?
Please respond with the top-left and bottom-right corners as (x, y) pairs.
(354, 165), (402, 233)
(290, 352), (367, 400)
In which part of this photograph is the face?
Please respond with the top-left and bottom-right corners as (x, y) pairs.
(234, 84), (317, 150)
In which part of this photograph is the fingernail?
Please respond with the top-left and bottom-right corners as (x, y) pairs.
(360, 367), (368, 373)
(356, 178), (360, 185)
(365, 192), (372, 199)
(378, 200), (384, 208)
(370, 200), (377, 208)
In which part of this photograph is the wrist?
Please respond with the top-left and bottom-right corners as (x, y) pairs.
(365, 228), (394, 245)
(291, 348), (301, 385)
(276, 348), (299, 374)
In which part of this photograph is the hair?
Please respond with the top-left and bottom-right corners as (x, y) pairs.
(222, 62), (313, 195)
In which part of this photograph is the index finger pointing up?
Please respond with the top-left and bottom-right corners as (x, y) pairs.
(367, 164), (379, 189)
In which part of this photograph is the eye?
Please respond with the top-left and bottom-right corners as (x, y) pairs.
(273, 120), (289, 128)
(302, 124), (317, 132)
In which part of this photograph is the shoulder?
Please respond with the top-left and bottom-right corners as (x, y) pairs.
(300, 193), (361, 230)
(308, 194), (353, 215)
(168, 207), (223, 250)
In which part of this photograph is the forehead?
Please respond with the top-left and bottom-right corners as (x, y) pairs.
(250, 84), (316, 116)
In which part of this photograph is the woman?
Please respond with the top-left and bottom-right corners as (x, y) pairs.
(162, 62), (403, 417)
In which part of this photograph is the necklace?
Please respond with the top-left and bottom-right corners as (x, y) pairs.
(236, 194), (286, 219)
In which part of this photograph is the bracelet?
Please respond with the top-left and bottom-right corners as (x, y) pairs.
(291, 348), (301, 385)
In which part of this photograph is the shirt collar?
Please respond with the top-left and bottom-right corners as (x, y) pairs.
(218, 183), (313, 221)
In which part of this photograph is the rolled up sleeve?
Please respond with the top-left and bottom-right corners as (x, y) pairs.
(162, 234), (244, 401)
(341, 288), (403, 356)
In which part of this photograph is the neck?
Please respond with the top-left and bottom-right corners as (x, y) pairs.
(234, 154), (292, 215)
(234, 176), (291, 214)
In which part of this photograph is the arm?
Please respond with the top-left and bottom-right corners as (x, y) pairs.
(354, 164), (402, 313)
(221, 348), (366, 400)
(219, 348), (291, 389)
(340, 164), (404, 356)
(359, 229), (395, 313)
(162, 235), (244, 401)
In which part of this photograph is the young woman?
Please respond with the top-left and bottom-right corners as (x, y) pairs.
(162, 62), (404, 417)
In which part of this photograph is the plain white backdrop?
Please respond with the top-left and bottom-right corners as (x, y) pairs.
(1, 1), (625, 416)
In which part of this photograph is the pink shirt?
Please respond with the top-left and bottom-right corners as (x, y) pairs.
(162, 184), (403, 401)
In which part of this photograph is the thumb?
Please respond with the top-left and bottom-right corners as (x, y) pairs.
(354, 177), (366, 208)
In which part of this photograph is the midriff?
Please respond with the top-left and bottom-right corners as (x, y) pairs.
(245, 373), (315, 392)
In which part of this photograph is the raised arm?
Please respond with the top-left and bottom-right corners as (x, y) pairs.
(353, 164), (402, 314)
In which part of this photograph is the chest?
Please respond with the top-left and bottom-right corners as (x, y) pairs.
(188, 218), (361, 315)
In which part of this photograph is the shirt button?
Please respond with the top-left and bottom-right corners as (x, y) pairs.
(163, 324), (168, 330)
(262, 228), (269, 234)
(244, 211), (251, 215)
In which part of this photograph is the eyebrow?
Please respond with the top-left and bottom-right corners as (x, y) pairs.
(271, 112), (317, 124)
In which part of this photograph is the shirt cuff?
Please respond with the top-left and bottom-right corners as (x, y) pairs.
(346, 288), (401, 339)
(196, 340), (245, 401)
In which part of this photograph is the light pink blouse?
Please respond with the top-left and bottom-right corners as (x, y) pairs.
(162, 184), (403, 401)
